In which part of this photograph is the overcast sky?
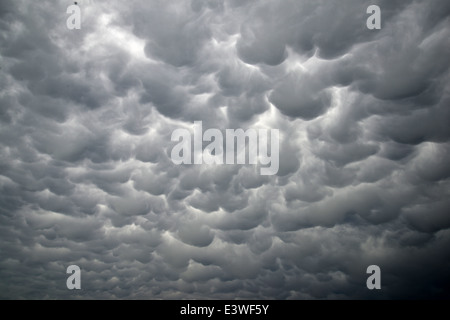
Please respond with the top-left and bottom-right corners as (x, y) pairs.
(0, 0), (449, 299)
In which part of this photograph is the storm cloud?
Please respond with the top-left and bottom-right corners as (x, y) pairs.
(0, 0), (449, 299)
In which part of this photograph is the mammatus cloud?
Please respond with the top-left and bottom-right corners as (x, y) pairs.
(0, 0), (449, 299)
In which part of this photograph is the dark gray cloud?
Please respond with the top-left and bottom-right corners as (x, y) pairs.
(0, 0), (449, 299)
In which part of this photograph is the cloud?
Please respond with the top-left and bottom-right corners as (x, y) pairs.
(0, 0), (449, 299)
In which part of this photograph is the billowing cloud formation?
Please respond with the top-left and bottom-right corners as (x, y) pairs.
(0, 0), (449, 299)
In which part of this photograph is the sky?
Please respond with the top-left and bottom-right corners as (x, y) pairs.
(0, 0), (449, 299)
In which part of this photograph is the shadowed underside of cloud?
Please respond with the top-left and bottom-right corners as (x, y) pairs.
(0, 0), (449, 299)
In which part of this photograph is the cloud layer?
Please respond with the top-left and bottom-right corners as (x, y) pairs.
(0, 0), (449, 299)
